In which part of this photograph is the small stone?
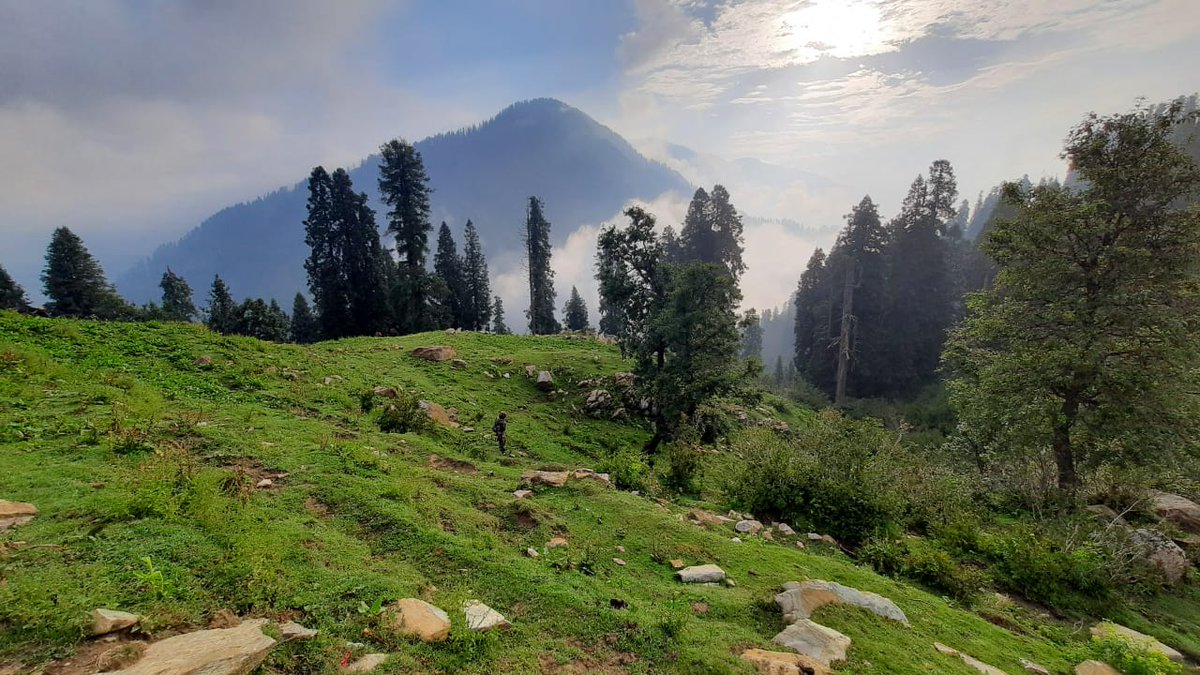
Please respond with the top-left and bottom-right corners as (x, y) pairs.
(615, 546), (625, 553)
(1020, 658), (1051, 675)
(502, 373), (511, 379)
(1075, 661), (1121, 675)
(342, 653), (388, 673)
(613, 558), (627, 566)
(723, 577), (737, 587)
(462, 600), (510, 631)
(731, 537), (742, 543)
(279, 621), (318, 641)
(735, 519), (764, 534)
(677, 564), (726, 583)
(669, 559), (685, 570)
(92, 609), (140, 635)
(390, 598), (451, 643)
(411, 346), (456, 362)
(512, 489), (533, 499)
(193, 355), (213, 367)
(934, 643), (959, 656)
(762, 530), (775, 541)
(521, 470), (570, 488)
(323, 376), (334, 385)
(255, 478), (273, 488)
(546, 536), (569, 548)
(525, 547), (539, 558)
(741, 648), (831, 675)
(372, 386), (397, 398)
(451, 359), (468, 369)
(776, 522), (796, 536)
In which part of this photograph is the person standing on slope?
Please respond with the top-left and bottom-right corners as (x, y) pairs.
(493, 412), (508, 454)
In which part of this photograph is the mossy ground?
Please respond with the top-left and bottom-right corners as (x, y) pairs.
(0, 313), (1190, 673)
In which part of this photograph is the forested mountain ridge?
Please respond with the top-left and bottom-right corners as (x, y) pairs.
(116, 99), (691, 305)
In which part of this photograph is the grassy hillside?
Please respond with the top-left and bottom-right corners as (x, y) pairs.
(0, 313), (1171, 673)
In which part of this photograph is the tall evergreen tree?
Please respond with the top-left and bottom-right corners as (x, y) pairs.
(660, 224), (683, 264)
(946, 103), (1200, 499)
(826, 196), (889, 402)
(0, 263), (29, 311)
(739, 308), (763, 362)
(302, 167), (349, 338)
(434, 222), (466, 328)
(333, 168), (390, 336)
(289, 293), (319, 344)
(234, 298), (290, 342)
(793, 248), (833, 391)
(205, 275), (237, 334)
(563, 286), (590, 331)
(679, 185), (746, 281)
(525, 196), (560, 334)
(491, 295), (510, 334)
(378, 138), (434, 334)
(159, 268), (197, 322)
(41, 227), (128, 319)
(461, 220), (492, 330)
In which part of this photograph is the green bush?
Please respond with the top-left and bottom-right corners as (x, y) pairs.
(662, 442), (702, 494)
(860, 536), (984, 603)
(374, 389), (426, 434)
(1092, 634), (1183, 675)
(976, 527), (1111, 609)
(600, 447), (650, 492)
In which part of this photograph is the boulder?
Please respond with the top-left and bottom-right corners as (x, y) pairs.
(411, 346), (456, 362)
(1090, 621), (1183, 663)
(772, 620), (851, 666)
(92, 609), (141, 635)
(451, 359), (469, 369)
(418, 400), (459, 427)
(536, 370), (555, 391)
(1020, 658), (1050, 675)
(107, 619), (275, 675)
(279, 621), (318, 641)
(462, 600), (511, 631)
(614, 372), (636, 388)
(372, 386), (397, 398)
(689, 509), (734, 526)
(740, 648), (831, 675)
(390, 598), (452, 643)
(1075, 661), (1121, 675)
(775, 580), (909, 626)
(1149, 491), (1200, 534)
(572, 468), (612, 486)
(342, 653), (388, 673)
(584, 389), (612, 414)
(1085, 504), (1124, 524)
(525, 364), (537, 377)
(522, 470), (570, 488)
(931, 643), (1006, 675)
(0, 500), (37, 532)
(736, 519), (764, 535)
(776, 523), (796, 536)
(677, 564), (726, 583)
(1130, 528), (1190, 584)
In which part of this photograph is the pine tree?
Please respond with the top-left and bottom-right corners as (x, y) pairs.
(332, 168), (389, 336)
(461, 220), (492, 331)
(434, 222), (466, 328)
(946, 103), (1200, 499)
(378, 138), (434, 334)
(289, 293), (319, 344)
(739, 308), (763, 362)
(525, 196), (560, 334)
(679, 185), (746, 281)
(0, 263), (29, 311)
(563, 286), (590, 331)
(491, 295), (510, 334)
(233, 298), (289, 342)
(159, 268), (197, 322)
(661, 224), (683, 264)
(205, 275), (237, 334)
(793, 248), (833, 390)
(826, 196), (889, 402)
(303, 166), (349, 338)
(41, 227), (128, 318)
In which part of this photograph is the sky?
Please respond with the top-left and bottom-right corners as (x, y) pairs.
(3, 0), (1198, 313)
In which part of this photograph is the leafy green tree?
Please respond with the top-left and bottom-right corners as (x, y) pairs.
(434, 222), (466, 328)
(159, 268), (197, 322)
(739, 308), (763, 362)
(289, 293), (319, 344)
(491, 295), (510, 334)
(0, 263), (29, 310)
(563, 285), (590, 331)
(461, 220), (492, 331)
(525, 196), (560, 334)
(205, 275), (237, 334)
(945, 102), (1200, 500)
(378, 138), (435, 333)
(41, 227), (128, 318)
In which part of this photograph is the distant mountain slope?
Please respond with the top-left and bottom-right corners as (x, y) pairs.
(117, 98), (692, 304)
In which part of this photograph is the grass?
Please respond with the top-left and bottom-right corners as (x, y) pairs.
(0, 312), (1188, 673)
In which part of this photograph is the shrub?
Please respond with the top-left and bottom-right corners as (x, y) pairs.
(975, 527), (1111, 609)
(374, 389), (426, 434)
(662, 442), (702, 494)
(600, 447), (650, 492)
(1092, 633), (1183, 675)
(860, 536), (984, 603)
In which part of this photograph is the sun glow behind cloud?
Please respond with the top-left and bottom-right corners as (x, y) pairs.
(781, 0), (895, 61)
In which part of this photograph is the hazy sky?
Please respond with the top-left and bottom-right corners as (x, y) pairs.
(3, 0), (1198, 311)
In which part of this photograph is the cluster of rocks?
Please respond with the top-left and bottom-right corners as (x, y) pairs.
(519, 468), (612, 489)
(684, 509), (832, 549)
(578, 372), (646, 420)
(1086, 490), (1200, 584)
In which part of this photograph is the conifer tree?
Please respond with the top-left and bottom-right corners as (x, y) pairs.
(461, 220), (492, 331)
(378, 138), (434, 333)
(434, 222), (466, 328)
(159, 268), (197, 322)
(739, 308), (763, 362)
(303, 166), (348, 338)
(793, 248), (832, 389)
(680, 185), (746, 281)
(205, 275), (237, 334)
(660, 225), (683, 264)
(563, 286), (590, 331)
(332, 168), (389, 336)
(289, 293), (319, 344)
(491, 295), (510, 334)
(826, 196), (889, 402)
(525, 196), (560, 334)
(0, 263), (29, 310)
(41, 227), (128, 319)
(234, 298), (289, 342)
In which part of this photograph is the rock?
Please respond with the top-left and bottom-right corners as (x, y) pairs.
(209, 609), (242, 628)
(1075, 661), (1121, 675)
(736, 519), (764, 534)
(775, 580), (909, 625)
(92, 608), (140, 635)
(419, 400), (459, 427)
(491, 357), (514, 365)
(1020, 658), (1051, 675)
(689, 509), (734, 526)
(525, 364), (537, 377)
(193, 355), (213, 367)
(613, 558), (627, 566)
(0, 500), (37, 531)
(512, 489), (533, 499)
(776, 523), (796, 536)
(584, 389), (613, 415)
(614, 371), (635, 388)
(1090, 621), (1183, 662)
(451, 359), (469, 369)
(279, 621), (317, 641)
(772, 619), (851, 666)
(1085, 504), (1124, 524)
(677, 564), (725, 583)
(934, 642), (958, 656)
(107, 619), (275, 675)
(762, 530), (775, 541)
(1149, 491), (1200, 533)
(536, 370), (554, 391)
(820, 535), (837, 546)
(411, 346), (456, 362)
(255, 478), (273, 488)
(342, 653), (388, 673)
(1130, 528), (1190, 583)
(463, 600), (511, 631)
(806, 533), (822, 541)
(525, 547), (539, 558)
(795, 541), (806, 549)
(690, 602), (709, 615)
(372, 386), (397, 398)
(615, 545), (625, 553)
(741, 648), (831, 675)
(547, 536), (569, 548)
(522, 470), (570, 487)
(502, 372), (511, 379)
(573, 469), (612, 486)
(931, 643), (1006, 675)
(390, 598), (452, 643)
(731, 537), (742, 543)
(96, 642), (148, 671)
(669, 559), (685, 570)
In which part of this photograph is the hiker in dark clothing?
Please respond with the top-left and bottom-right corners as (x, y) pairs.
(493, 412), (508, 454)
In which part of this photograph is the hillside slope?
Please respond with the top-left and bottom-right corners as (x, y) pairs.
(115, 99), (692, 305)
(0, 314), (1167, 673)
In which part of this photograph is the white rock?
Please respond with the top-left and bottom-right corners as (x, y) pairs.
(107, 618), (276, 675)
(677, 564), (726, 583)
(772, 619), (851, 666)
(462, 600), (511, 631)
(342, 653), (388, 673)
(775, 580), (909, 625)
(735, 519), (764, 534)
(1021, 658), (1051, 675)
(279, 621), (318, 641)
(92, 608), (140, 635)
(776, 523), (796, 536)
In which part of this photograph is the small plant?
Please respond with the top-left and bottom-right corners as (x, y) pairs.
(1092, 633), (1183, 675)
(375, 389), (427, 434)
(134, 556), (173, 600)
(356, 597), (387, 616)
(358, 389), (376, 414)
